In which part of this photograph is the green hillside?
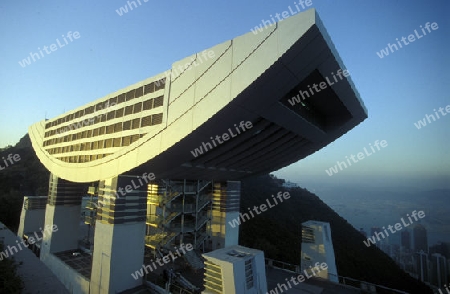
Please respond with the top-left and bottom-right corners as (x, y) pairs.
(239, 175), (432, 294)
(0, 134), (432, 293)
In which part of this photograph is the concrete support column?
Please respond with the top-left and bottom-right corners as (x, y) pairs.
(210, 181), (241, 250)
(17, 196), (47, 238)
(90, 174), (148, 294)
(41, 174), (85, 261)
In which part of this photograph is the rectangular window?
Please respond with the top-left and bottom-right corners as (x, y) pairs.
(116, 108), (124, 118)
(144, 82), (154, 94)
(118, 94), (126, 104)
(133, 102), (142, 113)
(126, 89), (135, 101)
(152, 113), (163, 125)
(85, 106), (95, 115)
(130, 134), (139, 144)
(153, 96), (164, 107)
(109, 96), (118, 106)
(245, 259), (254, 289)
(143, 99), (153, 110)
(114, 122), (122, 132)
(135, 86), (143, 98)
(106, 125), (114, 134)
(123, 136), (131, 146)
(132, 118), (140, 129)
(125, 105), (133, 116)
(141, 115), (152, 127)
(105, 139), (113, 148)
(155, 78), (165, 91)
(123, 121), (131, 130)
(107, 111), (115, 120)
(113, 138), (121, 147)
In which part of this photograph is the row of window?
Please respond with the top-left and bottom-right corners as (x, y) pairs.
(48, 133), (142, 155)
(204, 260), (223, 294)
(245, 259), (254, 289)
(45, 78), (166, 130)
(58, 153), (112, 163)
(51, 133), (147, 163)
(44, 113), (163, 148)
(302, 226), (315, 243)
(45, 96), (164, 138)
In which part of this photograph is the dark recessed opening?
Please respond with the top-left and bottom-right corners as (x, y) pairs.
(279, 69), (352, 131)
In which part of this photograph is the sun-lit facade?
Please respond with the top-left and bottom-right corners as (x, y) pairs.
(21, 8), (366, 293)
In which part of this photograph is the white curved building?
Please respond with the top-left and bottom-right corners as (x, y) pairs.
(22, 8), (367, 294)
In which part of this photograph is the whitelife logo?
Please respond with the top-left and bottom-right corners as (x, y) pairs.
(0, 154), (21, 171)
(413, 104), (450, 130)
(190, 121), (253, 158)
(266, 262), (328, 294)
(287, 69), (350, 107)
(325, 140), (388, 176)
(228, 192), (290, 228)
(115, 0), (149, 16)
(376, 22), (439, 59)
(18, 31), (81, 68)
(155, 49), (216, 88)
(363, 210), (425, 247)
(0, 225), (58, 261)
(54, 100), (116, 137)
(250, 0), (313, 35)
(131, 243), (193, 279)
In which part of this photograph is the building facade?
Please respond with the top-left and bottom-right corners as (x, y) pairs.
(20, 8), (367, 293)
(202, 245), (267, 293)
(413, 224), (428, 253)
(301, 220), (339, 282)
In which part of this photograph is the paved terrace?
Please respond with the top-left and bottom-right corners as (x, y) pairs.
(0, 222), (69, 294)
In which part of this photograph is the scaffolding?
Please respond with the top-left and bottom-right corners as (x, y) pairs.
(146, 180), (213, 254)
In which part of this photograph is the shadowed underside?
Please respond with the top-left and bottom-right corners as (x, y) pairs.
(29, 9), (367, 183)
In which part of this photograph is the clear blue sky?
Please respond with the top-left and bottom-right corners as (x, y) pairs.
(0, 0), (448, 190)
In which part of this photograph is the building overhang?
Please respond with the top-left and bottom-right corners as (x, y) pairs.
(29, 9), (367, 182)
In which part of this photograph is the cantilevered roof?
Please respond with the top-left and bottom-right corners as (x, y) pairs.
(29, 8), (367, 182)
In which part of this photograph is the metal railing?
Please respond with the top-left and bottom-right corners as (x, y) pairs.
(84, 215), (96, 225)
(146, 215), (163, 226)
(265, 258), (409, 294)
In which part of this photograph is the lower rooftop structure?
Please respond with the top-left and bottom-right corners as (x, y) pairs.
(301, 220), (339, 283)
(202, 245), (267, 293)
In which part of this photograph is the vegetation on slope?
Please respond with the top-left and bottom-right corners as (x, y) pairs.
(0, 243), (23, 293)
(239, 174), (432, 294)
(0, 134), (49, 231)
(0, 134), (432, 293)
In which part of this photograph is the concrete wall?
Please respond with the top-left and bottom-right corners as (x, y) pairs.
(203, 245), (267, 294)
(301, 221), (339, 283)
(41, 204), (81, 255)
(42, 252), (90, 294)
(17, 204), (46, 238)
(90, 221), (146, 294)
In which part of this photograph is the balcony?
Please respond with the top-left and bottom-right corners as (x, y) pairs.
(145, 232), (177, 250)
(85, 201), (98, 210)
(84, 215), (96, 225)
(168, 197), (211, 213)
(147, 195), (163, 205)
(88, 186), (97, 195)
(162, 191), (182, 206)
(166, 214), (209, 233)
(161, 211), (181, 226)
(196, 214), (209, 230)
(146, 215), (163, 227)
